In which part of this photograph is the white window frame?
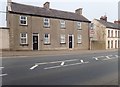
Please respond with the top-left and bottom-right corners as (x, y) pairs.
(78, 34), (82, 43)
(20, 16), (27, 25)
(20, 33), (27, 44)
(60, 20), (65, 28)
(43, 18), (50, 27)
(44, 33), (50, 44)
(77, 22), (82, 29)
(60, 34), (66, 43)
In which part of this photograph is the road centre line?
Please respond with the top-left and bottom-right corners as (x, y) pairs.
(30, 59), (79, 70)
(44, 61), (89, 70)
(36, 59), (79, 65)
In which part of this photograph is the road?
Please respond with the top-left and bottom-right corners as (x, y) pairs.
(1, 50), (118, 85)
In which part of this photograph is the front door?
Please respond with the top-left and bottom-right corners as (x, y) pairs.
(69, 35), (72, 48)
(33, 35), (38, 50)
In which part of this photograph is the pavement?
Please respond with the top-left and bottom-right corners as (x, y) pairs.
(0, 49), (118, 58)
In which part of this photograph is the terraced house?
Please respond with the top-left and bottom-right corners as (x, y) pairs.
(90, 15), (120, 50)
(6, 1), (91, 51)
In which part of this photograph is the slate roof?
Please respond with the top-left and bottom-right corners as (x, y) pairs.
(96, 19), (120, 29)
(9, 2), (90, 23)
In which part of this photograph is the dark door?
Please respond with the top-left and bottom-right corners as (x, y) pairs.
(69, 36), (72, 48)
(33, 36), (38, 50)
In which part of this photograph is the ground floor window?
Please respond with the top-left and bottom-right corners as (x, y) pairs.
(60, 34), (65, 44)
(111, 40), (113, 48)
(44, 33), (50, 44)
(115, 40), (117, 48)
(108, 40), (110, 48)
(20, 33), (27, 44)
(77, 34), (82, 43)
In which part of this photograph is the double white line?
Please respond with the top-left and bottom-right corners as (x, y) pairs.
(30, 59), (89, 70)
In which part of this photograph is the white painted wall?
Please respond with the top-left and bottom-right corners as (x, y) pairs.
(106, 28), (119, 49)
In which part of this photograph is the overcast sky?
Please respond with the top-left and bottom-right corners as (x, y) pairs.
(0, 0), (119, 27)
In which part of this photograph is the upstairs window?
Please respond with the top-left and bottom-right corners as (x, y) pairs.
(78, 34), (82, 43)
(77, 22), (82, 29)
(118, 31), (120, 38)
(60, 34), (65, 44)
(111, 30), (113, 37)
(108, 30), (110, 37)
(60, 20), (65, 28)
(20, 33), (27, 44)
(20, 16), (27, 25)
(44, 18), (50, 28)
(90, 23), (94, 29)
(115, 30), (117, 37)
(44, 33), (50, 44)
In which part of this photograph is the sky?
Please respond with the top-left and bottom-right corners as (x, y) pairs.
(0, 0), (119, 27)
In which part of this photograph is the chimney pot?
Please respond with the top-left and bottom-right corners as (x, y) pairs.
(75, 8), (83, 15)
(43, 2), (50, 9)
(100, 15), (107, 21)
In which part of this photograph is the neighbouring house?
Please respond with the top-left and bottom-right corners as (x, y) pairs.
(0, 27), (10, 50)
(6, 1), (91, 51)
(90, 15), (120, 50)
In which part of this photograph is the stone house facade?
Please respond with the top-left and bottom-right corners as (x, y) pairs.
(6, 1), (91, 51)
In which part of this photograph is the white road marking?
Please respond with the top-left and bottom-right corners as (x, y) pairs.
(93, 56), (104, 60)
(80, 60), (84, 63)
(36, 59), (79, 65)
(0, 74), (7, 77)
(103, 55), (113, 60)
(106, 55), (112, 59)
(0, 67), (4, 70)
(115, 55), (118, 58)
(61, 62), (64, 66)
(44, 61), (89, 70)
(30, 64), (38, 70)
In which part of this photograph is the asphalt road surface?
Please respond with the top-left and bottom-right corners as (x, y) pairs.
(1, 50), (118, 85)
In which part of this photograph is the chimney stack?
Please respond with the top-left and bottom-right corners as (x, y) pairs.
(7, 0), (12, 11)
(75, 8), (83, 15)
(114, 20), (120, 24)
(43, 2), (50, 9)
(100, 15), (107, 22)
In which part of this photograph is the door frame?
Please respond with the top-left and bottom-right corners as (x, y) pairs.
(32, 33), (39, 50)
(68, 34), (74, 49)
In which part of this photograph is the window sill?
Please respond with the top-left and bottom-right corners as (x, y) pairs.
(43, 26), (50, 28)
(20, 24), (28, 26)
(77, 29), (82, 30)
(60, 43), (66, 44)
(20, 44), (29, 46)
(60, 27), (66, 29)
(44, 43), (51, 45)
(77, 43), (82, 44)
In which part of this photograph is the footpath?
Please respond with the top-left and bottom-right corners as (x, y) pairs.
(0, 49), (118, 58)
